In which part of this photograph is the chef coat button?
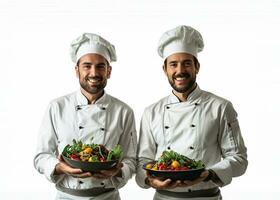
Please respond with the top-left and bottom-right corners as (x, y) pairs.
(79, 126), (84, 129)
(191, 124), (195, 127)
(100, 182), (105, 186)
(189, 146), (194, 150)
(167, 146), (171, 150)
(76, 105), (82, 110)
(101, 107), (106, 110)
(79, 181), (83, 184)
(100, 128), (105, 131)
(166, 106), (170, 109)
(164, 126), (169, 129)
(195, 103), (199, 106)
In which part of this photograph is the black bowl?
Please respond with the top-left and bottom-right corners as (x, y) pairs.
(143, 161), (205, 181)
(62, 155), (118, 173)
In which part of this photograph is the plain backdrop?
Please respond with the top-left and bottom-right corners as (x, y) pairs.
(0, 0), (279, 199)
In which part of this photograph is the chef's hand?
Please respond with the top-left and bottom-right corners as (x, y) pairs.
(54, 155), (92, 178)
(145, 170), (209, 189)
(145, 171), (182, 189)
(92, 162), (123, 179)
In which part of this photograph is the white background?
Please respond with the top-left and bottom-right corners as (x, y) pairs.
(0, 0), (279, 199)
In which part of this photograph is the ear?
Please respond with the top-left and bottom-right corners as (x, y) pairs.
(107, 65), (112, 79)
(75, 65), (79, 78)
(162, 64), (167, 76)
(195, 62), (200, 74)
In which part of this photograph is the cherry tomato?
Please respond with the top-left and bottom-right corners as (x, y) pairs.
(158, 163), (167, 170)
(70, 154), (80, 161)
(99, 157), (106, 162)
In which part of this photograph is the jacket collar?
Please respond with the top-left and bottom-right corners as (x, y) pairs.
(169, 84), (202, 104)
(75, 89), (110, 107)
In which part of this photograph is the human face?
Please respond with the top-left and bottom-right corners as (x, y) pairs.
(164, 53), (199, 93)
(75, 53), (111, 96)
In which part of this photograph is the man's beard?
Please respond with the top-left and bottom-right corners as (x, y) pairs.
(169, 73), (196, 93)
(80, 76), (107, 95)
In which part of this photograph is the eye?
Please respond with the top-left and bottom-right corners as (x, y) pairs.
(96, 64), (106, 70)
(183, 61), (192, 67)
(83, 65), (91, 69)
(169, 62), (177, 68)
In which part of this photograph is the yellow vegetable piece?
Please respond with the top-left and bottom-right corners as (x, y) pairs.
(146, 163), (153, 169)
(88, 157), (94, 162)
(83, 147), (93, 154)
(171, 160), (180, 169)
(151, 164), (158, 171)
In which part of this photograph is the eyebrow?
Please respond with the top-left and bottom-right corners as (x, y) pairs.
(81, 62), (106, 66)
(96, 63), (106, 66)
(81, 62), (93, 65)
(168, 59), (192, 64)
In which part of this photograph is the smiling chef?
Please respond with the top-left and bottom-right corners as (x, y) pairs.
(34, 33), (137, 200)
(136, 25), (248, 200)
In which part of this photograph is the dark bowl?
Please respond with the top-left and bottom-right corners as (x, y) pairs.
(143, 161), (205, 181)
(62, 155), (118, 173)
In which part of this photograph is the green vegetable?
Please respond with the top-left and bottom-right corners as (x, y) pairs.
(62, 139), (83, 157)
(107, 145), (123, 161)
(98, 145), (105, 159)
(62, 139), (123, 162)
(89, 155), (99, 162)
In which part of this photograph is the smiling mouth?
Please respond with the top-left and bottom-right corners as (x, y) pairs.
(174, 77), (187, 81)
(87, 77), (101, 84)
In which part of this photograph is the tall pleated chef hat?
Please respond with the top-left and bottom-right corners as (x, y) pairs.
(70, 33), (117, 63)
(157, 25), (204, 60)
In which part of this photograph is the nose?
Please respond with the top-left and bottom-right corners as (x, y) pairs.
(177, 62), (186, 73)
(89, 66), (98, 76)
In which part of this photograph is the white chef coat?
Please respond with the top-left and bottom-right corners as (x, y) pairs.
(34, 90), (137, 200)
(136, 85), (247, 200)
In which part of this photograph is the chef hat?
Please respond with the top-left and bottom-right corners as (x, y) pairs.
(70, 33), (117, 63)
(158, 25), (204, 60)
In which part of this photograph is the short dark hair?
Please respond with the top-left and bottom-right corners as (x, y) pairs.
(164, 55), (199, 69)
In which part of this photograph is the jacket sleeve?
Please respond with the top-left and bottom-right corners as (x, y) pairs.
(210, 101), (248, 187)
(33, 102), (62, 183)
(135, 108), (157, 189)
(111, 108), (137, 189)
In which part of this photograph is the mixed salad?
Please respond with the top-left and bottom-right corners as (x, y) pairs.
(62, 139), (122, 162)
(146, 150), (204, 171)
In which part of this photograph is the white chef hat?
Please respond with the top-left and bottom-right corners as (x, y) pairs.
(70, 33), (117, 63)
(157, 25), (204, 60)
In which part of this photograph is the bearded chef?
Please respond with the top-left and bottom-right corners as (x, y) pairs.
(136, 25), (248, 200)
(34, 33), (137, 200)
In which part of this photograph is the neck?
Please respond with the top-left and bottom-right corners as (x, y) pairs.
(173, 83), (197, 102)
(80, 88), (104, 104)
